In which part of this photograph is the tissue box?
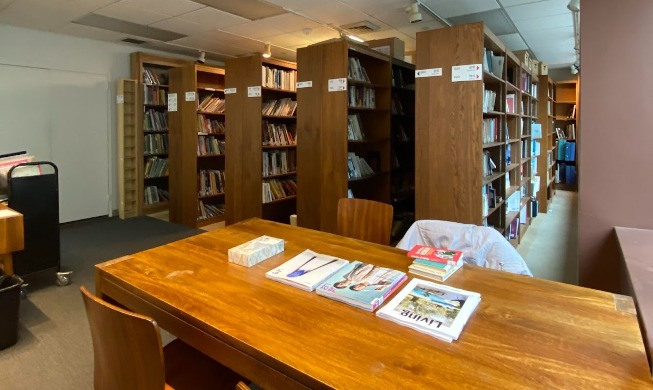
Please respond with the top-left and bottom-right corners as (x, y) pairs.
(228, 236), (284, 267)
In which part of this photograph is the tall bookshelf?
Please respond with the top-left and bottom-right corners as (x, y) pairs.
(297, 39), (391, 234)
(168, 64), (226, 228)
(536, 74), (556, 213)
(117, 79), (138, 219)
(415, 22), (535, 246)
(390, 58), (416, 243)
(225, 54), (298, 225)
(553, 80), (578, 191)
(131, 52), (189, 215)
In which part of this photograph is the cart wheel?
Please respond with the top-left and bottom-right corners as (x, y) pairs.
(56, 271), (73, 286)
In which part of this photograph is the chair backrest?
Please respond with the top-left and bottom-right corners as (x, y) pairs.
(337, 198), (393, 245)
(80, 286), (166, 390)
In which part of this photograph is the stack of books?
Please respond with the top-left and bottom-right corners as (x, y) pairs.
(407, 245), (464, 282)
(376, 278), (481, 342)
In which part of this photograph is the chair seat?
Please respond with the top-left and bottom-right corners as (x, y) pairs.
(164, 339), (245, 390)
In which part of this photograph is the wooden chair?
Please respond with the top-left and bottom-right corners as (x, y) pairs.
(337, 198), (393, 245)
(80, 286), (245, 390)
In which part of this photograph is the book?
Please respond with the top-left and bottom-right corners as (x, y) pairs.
(316, 261), (407, 312)
(406, 245), (463, 266)
(408, 260), (464, 282)
(228, 236), (284, 267)
(376, 278), (481, 342)
(265, 249), (349, 292)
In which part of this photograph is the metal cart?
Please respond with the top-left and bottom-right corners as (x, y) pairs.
(7, 162), (71, 288)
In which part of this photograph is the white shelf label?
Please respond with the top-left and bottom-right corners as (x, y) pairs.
(297, 81), (312, 89)
(168, 93), (178, 112)
(185, 91), (196, 101)
(224, 87), (237, 94)
(116, 95), (124, 104)
(415, 68), (442, 78)
(452, 64), (482, 82)
(328, 78), (347, 92)
(247, 86), (262, 97)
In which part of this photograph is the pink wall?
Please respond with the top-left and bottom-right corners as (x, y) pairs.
(579, 0), (653, 292)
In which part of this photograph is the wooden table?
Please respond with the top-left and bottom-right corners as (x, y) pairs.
(95, 218), (652, 389)
(0, 205), (24, 275)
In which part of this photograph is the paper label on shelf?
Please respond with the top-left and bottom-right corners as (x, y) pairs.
(224, 88), (237, 94)
(452, 64), (482, 82)
(415, 68), (442, 78)
(328, 78), (347, 92)
(116, 95), (124, 104)
(185, 91), (196, 101)
(168, 93), (178, 112)
(247, 86), (262, 97)
(296, 81), (312, 89)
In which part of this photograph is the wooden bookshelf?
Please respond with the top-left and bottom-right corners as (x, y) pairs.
(536, 74), (556, 213)
(168, 64), (226, 228)
(296, 39), (391, 234)
(415, 22), (535, 246)
(117, 79), (138, 219)
(131, 52), (190, 215)
(553, 80), (578, 191)
(225, 54), (297, 225)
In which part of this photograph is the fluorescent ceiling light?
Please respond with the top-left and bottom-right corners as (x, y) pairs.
(347, 34), (364, 43)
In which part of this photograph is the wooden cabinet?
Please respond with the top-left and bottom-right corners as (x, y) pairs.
(415, 22), (535, 246)
(296, 39), (391, 234)
(554, 80), (578, 191)
(225, 54), (297, 225)
(168, 64), (226, 228)
(130, 52), (189, 215)
(536, 75), (556, 213)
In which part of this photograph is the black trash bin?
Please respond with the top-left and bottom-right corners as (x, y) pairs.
(0, 273), (23, 350)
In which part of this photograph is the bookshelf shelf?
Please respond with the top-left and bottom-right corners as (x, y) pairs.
(483, 172), (506, 186)
(483, 141), (504, 149)
(297, 39), (392, 233)
(263, 172), (297, 179)
(197, 214), (225, 227)
(197, 111), (225, 116)
(199, 192), (225, 199)
(226, 54), (298, 225)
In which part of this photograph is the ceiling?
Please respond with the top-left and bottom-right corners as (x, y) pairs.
(0, 0), (577, 68)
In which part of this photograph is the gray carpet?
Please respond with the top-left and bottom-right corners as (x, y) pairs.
(0, 216), (202, 390)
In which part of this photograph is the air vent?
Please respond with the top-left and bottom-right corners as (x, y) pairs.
(341, 21), (380, 34)
(122, 38), (146, 45)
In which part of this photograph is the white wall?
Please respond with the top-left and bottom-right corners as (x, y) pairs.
(0, 23), (194, 219)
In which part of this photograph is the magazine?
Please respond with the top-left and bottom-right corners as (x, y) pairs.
(265, 249), (349, 291)
(316, 261), (407, 312)
(376, 278), (481, 342)
(406, 245), (463, 265)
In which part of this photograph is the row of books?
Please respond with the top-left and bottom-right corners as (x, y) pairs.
(482, 48), (504, 79)
(143, 68), (167, 85)
(263, 246), (479, 342)
(481, 183), (498, 217)
(482, 150), (497, 177)
(520, 72), (530, 93)
(144, 133), (168, 155)
(263, 150), (296, 177)
(198, 94), (225, 114)
(556, 124), (576, 140)
(347, 152), (374, 179)
(391, 96), (405, 115)
(144, 109), (168, 132)
(349, 86), (376, 109)
(556, 163), (577, 185)
(556, 139), (576, 162)
(347, 114), (366, 141)
(262, 98), (297, 117)
(144, 156), (168, 178)
(482, 86), (497, 113)
(262, 178), (297, 203)
(198, 169), (225, 196)
(197, 115), (225, 135)
(348, 57), (370, 83)
(391, 67), (413, 89)
(482, 117), (499, 144)
(144, 186), (168, 205)
(406, 246), (464, 283)
(197, 200), (225, 221)
(144, 85), (167, 106)
(263, 122), (295, 146)
(197, 136), (225, 156)
(262, 65), (297, 91)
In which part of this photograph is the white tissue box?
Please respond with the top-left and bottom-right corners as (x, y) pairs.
(228, 235), (284, 267)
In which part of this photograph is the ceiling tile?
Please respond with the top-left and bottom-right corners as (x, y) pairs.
(191, 29), (245, 45)
(95, 2), (170, 25)
(169, 36), (220, 52)
(497, 32), (528, 51)
(497, 0), (546, 7)
(449, 9), (516, 35)
(177, 7), (249, 29)
(299, 2), (371, 26)
(521, 26), (573, 45)
(513, 13), (572, 33)
(254, 13), (323, 34)
(221, 20), (285, 39)
(263, 32), (313, 48)
(53, 22), (127, 41)
(118, 0), (204, 16)
(264, 0), (325, 12)
(421, 0), (500, 19)
(67, 0), (121, 11)
(372, 7), (434, 29)
(193, 0), (286, 20)
(504, 0), (570, 21)
(396, 20), (444, 38)
(149, 17), (214, 36)
(340, 0), (407, 15)
(300, 26), (340, 43)
(0, 0), (89, 31)
(74, 13), (185, 41)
